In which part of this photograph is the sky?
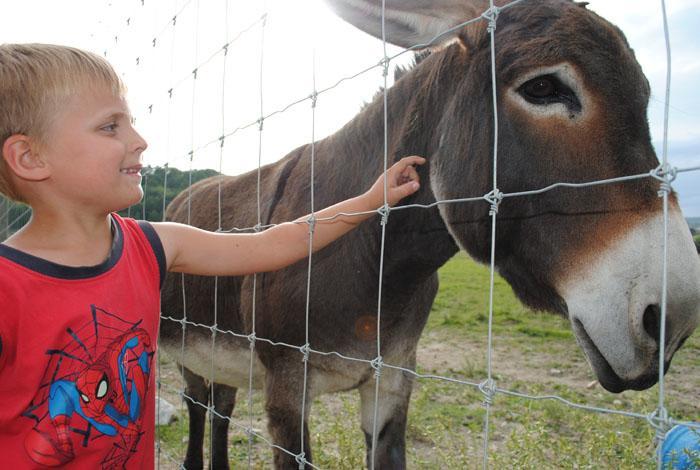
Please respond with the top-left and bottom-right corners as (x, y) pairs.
(2, 0), (699, 216)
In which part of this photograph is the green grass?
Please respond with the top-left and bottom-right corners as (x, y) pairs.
(156, 253), (700, 469)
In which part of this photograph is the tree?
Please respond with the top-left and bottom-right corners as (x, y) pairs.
(0, 165), (219, 240)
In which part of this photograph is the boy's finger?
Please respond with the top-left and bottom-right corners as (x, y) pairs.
(397, 155), (426, 168)
(396, 179), (420, 198)
(403, 165), (419, 181)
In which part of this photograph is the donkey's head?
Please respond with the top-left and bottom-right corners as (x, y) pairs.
(326, 0), (700, 392)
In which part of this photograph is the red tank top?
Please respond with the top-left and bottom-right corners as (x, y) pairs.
(0, 214), (165, 469)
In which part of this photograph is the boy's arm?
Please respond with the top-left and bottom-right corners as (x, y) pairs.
(152, 156), (425, 276)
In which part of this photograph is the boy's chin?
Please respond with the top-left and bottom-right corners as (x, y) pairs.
(113, 193), (144, 214)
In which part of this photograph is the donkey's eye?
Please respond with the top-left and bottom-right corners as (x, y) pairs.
(518, 75), (581, 112)
(523, 78), (555, 98)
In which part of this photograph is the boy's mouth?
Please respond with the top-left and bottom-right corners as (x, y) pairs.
(120, 165), (142, 176)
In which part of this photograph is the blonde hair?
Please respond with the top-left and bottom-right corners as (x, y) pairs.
(0, 43), (125, 202)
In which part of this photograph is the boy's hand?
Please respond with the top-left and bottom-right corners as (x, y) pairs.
(366, 156), (426, 208)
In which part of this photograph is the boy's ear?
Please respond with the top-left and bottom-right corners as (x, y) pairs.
(2, 134), (51, 182)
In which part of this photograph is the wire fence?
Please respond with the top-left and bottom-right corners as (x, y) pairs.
(2, 0), (699, 468)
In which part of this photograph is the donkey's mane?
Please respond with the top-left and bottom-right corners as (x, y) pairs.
(362, 50), (433, 110)
(394, 50), (432, 81)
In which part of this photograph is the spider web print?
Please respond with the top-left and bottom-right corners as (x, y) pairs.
(21, 304), (154, 469)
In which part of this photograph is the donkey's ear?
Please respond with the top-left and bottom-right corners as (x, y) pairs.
(324, 0), (487, 48)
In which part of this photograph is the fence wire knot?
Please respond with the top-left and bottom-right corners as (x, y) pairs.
(650, 164), (677, 197)
(253, 223), (262, 233)
(378, 57), (390, 77)
(646, 406), (670, 434)
(479, 378), (497, 406)
(295, 452), (307, 468)
(257, 117), (265, 131)
(222, 43), (229, 56)
(300, 343), (311, 363)
(309, 91), (318, 109)
(247, 333), (257, 350)
(209, 323), (218, 334)
(481, 5), (501, 33)
(370, 356), (384, 378)
(483, 189), (503, 216)
(219, 135), (226, 148)
(306, 215), (316, 234)
(378, 204), (391, 226)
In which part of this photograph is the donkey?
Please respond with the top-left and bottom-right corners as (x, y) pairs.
(160, 0), (700, 468)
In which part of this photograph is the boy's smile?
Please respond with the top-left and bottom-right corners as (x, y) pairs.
(40, 84), (148, 214)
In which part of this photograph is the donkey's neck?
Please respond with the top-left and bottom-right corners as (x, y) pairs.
(324, 47), (466, 287)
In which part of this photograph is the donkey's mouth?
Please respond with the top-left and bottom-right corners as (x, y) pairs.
(571, 318), (660, 393)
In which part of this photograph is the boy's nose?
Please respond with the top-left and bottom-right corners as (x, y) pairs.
(131, 130), (148, 154)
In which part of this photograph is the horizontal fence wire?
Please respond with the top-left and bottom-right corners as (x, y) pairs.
(2, 164), (698, 237)
(158, 312), (700, 434)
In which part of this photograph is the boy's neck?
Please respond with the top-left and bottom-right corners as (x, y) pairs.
(3, 208), (115, 268)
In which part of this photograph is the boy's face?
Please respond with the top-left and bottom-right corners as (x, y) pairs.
(39, 84), (147, 213)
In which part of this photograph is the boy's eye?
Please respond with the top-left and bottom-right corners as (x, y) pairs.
(101, 123), (118, 132)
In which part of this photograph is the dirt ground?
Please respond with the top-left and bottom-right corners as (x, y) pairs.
(154, 326), (699, 468)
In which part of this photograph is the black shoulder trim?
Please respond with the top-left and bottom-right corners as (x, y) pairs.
(0, 216), (123, 279)
(137, 221), (167, 288)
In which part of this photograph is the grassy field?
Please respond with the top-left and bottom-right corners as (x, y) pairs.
(156, 253), (700, 469)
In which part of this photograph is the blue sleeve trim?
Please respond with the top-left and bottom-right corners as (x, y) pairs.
(137, 221), (167, 288)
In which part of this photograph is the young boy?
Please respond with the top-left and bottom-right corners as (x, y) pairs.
(0, 43), (424, 468)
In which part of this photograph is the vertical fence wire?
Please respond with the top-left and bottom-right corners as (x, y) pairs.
(655, 0), (674, 467)
(151, 0), (164, 463)
(161, 4), (177, 225)
(247, 6), (268, 467)
(298, 46), (318, 469)
(180, 0), (202, 463)
(369, 1), (391, 468)
(480, 3), (502, 468)
(208, 0), (229, 464)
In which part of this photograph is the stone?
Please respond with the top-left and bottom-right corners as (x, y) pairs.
(157, 397), (178, 426)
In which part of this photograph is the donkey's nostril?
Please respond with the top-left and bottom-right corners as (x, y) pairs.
(642, 304), (661, 345)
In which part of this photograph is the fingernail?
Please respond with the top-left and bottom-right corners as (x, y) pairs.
(412, 182), (420, 190)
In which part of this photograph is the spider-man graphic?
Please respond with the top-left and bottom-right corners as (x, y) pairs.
(22, 305), (154, 468)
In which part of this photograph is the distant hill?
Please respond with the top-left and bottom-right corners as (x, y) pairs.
(687, 217), (700, 230)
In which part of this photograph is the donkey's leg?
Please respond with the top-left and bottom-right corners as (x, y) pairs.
(182, 367), (210, 470)
(264, 367), (312, 469)
(359, 366), (414, 470)
(209, 383), (237, 470)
